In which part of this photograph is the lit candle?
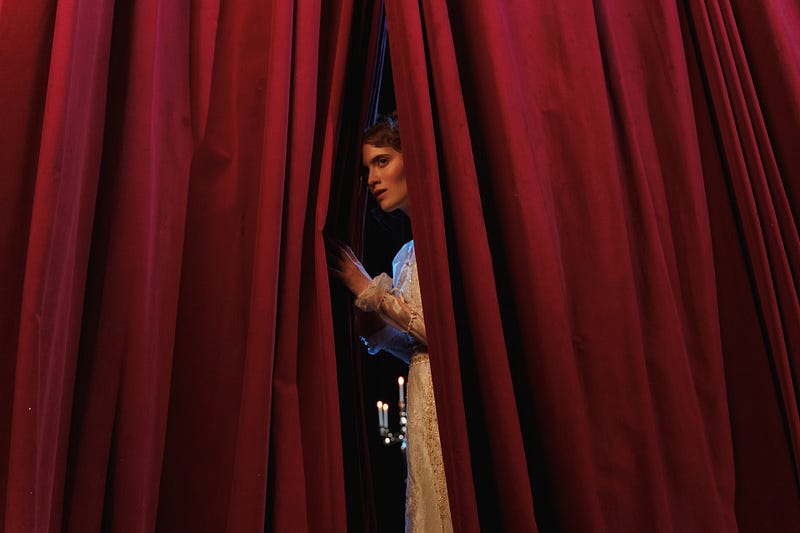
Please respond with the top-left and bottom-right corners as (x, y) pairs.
(382, 402), (389, 428)
(377, 401), (384, 429)
(398, 376), (405, 405)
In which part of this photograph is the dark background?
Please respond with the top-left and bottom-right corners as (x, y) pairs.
(330, 36), (413, 532)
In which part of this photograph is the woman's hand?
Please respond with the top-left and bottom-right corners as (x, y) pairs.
(325, 237), (372, 297)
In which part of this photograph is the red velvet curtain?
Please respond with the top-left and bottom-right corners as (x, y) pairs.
(0, 0), (379, 531)
(3, 0), (799, 531)
(385, 0), (799, 531)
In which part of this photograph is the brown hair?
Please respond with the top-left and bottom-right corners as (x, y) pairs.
(362, 112), (401, 152)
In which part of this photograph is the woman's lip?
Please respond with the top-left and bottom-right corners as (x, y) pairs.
(374, 189), (387, 200)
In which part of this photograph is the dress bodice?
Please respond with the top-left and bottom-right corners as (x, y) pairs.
(391, 240), (421, 310)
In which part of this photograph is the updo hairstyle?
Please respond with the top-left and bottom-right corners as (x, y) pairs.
(363, 112), (401, 152)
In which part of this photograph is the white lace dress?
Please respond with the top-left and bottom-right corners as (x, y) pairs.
(355, 240), (453, 533)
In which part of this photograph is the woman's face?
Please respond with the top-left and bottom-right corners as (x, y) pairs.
(362, 143), (409, 214)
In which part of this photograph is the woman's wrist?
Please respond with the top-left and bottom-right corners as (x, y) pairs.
(351, 276), (371, 297)
(354, 273), (393, 311)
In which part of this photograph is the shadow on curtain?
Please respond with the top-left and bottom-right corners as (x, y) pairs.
(0, 0), (381, 531)
(384, 0), (799, 531)
(1, 0), (799, 531)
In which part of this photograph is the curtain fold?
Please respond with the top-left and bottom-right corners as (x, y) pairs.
(2, 0), (798, 531)
(681, 1), (800, 528)
(686, 0), (800, 463)
(385, 0), (799, 530)
(0, 0), (376, 531)
(2, 0), (117, 530)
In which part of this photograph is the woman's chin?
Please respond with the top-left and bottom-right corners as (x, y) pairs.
(378, 199), (397, 212)
(377, 197), (409, 215)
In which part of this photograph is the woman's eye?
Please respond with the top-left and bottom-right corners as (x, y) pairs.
(378, 157), (388, 166)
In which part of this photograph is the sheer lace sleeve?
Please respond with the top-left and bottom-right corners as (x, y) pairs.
(355, 273), (427, 362)
(355, 273), (427, 346)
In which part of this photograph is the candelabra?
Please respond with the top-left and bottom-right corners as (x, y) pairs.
(376, 376), (407, 448)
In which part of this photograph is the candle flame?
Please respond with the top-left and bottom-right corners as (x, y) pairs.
(398, 376), (405, 385)
(377, 401), (383, 408)
(382, 403), (388, 412)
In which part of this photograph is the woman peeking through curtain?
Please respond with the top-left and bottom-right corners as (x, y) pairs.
(327, 114), (453, 532)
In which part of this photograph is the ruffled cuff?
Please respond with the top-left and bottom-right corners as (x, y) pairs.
(360, 324), (398, 355)
(359, 324), (416, 364)
(354, 273), (393, 312)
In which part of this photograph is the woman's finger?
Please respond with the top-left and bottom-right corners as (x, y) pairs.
(326, 253), (345, 271)
(324, 241), (343, 258)
(324, 235), (347, 250)
(341, 244), (359, 263)
(325, 249), (345, 269)
(326, 252), (344, 275)
(334, 244), (356, 265)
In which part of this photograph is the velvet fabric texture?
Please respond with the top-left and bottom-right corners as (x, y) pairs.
(385, 0), (799, 531)
(1, 0), (798, 531)
(0, 0), (378, 531)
